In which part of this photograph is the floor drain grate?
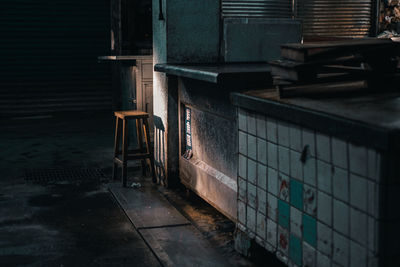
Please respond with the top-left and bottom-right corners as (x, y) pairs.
(24, 168), (107, 184)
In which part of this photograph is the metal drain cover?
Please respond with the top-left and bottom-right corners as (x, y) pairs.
(24, 168), (107, 184)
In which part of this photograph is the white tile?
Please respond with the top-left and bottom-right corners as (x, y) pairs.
(278, 173), (290, 202)
(368, 181), (376, 217)
(257, 163), (267, 191)
(278, 225), (289, 256)
(266, 118), (278, 143)
(238, 154), (247, 179)
(278, 146), (290, 175)
(238, 177), (247, 202)
(278, 122), (290, 147)
(238, 200), (246, 224)
(316, 133), (331, 163)
(257, 212), (266, 239)
(349, 143), (367, 177)
(247, 206), (256, 232)
(247, 182), (257, 208)
(238, 131), (247, 156)
(332, 137), (348, 169)
(267, 142), (278, 169)
(350, 174), (368, 212)
(302, 128), (316, 157)
(248, 134), (257, 160)
(317, 251), (331, 267)
(333, 231), (350, 267)
(303, 242), (316, 267)
(238, 108), (247, 132)
(367, 149), (381, 182)
(257, 188), (266, 214)
(333, 199), (349, 236)
(368, 216), (377, 253)
(256, 114), (266, 139)
(350, 240), (367, 267)
(317, 160), (333, 194)
(268, 168), (278, 196)
(289, 125), (302, 152)
(318, 221), (332, 256)
(304, 157), (316, 186)
(267, 193), (278, 221)
(318, 191), (332, 226)
(247, 112), (257, 135)
(333, 166), (349, 203)
(257, 138), (267, 165)
(303, 184), (317, 216)
(290, 206), (302, 238)
(350, 207), (367, 246)
(290, 150), (303, 181)
(248, 159), (257, 185)
(266, 219), (277, 248)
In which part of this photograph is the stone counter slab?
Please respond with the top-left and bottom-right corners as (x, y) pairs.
(231, 90), (400, 151)
(154, 63), (271, 85)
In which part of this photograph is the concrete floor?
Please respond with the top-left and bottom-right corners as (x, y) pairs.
(0, 112), (282, 266)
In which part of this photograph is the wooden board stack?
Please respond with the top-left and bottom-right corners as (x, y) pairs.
(269, 39), (400, 97)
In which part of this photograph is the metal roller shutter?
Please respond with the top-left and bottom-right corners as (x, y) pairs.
(295, 0), (373, 38)
(222, 0), (374, 38)
(0, 0), (112, 117)
(222, 0), (293, 18)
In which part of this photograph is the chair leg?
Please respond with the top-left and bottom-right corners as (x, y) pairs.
(143, 118), (157, 183)
(112, 117), (120, 180)
(136, 118), (146, 176)
(122, 118), (129, 187)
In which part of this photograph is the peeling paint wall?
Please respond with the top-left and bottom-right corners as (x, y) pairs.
(152, 0), (220, 186)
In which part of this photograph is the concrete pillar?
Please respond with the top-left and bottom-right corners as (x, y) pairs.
(152, 0), (220, 187)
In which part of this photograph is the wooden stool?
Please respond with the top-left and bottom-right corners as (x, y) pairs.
(112, 110), (156, 187)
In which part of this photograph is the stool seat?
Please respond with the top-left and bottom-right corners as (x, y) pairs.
(114, 110), (149, 119)
(112, 110), (157, 187)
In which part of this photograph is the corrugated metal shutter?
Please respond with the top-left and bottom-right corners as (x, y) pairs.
(295, 0), (372, 38)
(0, 0), (112, 117)
(222, 0), (293, 18)
(222, 0), (373, 38)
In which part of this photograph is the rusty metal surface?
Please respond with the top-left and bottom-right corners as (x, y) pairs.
(296, 0), (373, 38)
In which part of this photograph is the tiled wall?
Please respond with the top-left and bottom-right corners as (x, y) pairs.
(235, 108), (396, 267)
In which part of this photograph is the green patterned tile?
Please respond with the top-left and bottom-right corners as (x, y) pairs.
(303, 213), (317, 247)
(290, 178), (303, 210)
(278, 199), (290, 229)
(289, 234), (302, 266)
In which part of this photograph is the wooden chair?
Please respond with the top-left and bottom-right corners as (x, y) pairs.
(112, 110), (156, 187)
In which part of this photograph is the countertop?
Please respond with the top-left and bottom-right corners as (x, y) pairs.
(154, 63), (271, 84)
(97, 55), (152, 65)
(232, 89), (400, 151)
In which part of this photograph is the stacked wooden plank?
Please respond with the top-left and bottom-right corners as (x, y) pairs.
(269, 39), (400, 97)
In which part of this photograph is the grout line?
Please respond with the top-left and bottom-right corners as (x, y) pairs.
(137, 223), (191, 231)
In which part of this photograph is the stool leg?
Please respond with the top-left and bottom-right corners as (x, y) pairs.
(122, 118), (129, 187)
(143, 118), (157, 183)
(136, 118), (146, 176)
(112, 117), (120, 180)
